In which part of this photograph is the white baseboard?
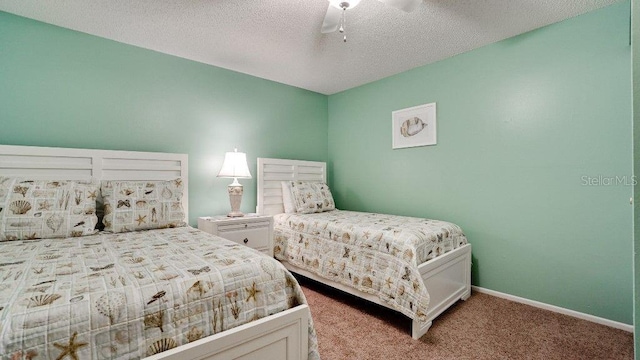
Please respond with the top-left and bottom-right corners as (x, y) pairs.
(471, 286), (633, 333)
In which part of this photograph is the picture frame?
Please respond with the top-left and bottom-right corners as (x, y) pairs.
(392, 102), (437, 149)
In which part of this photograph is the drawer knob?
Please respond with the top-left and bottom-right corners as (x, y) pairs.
(244, 224), (248, 228)
(243, 238), (249, 244)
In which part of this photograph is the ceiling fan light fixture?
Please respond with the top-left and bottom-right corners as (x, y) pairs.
(323, 0), (418, 38)
(328, 0), (362, 10)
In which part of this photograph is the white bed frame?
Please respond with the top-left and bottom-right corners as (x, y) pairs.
(257, 157), (472, 339)
(0, 145), (310, 360)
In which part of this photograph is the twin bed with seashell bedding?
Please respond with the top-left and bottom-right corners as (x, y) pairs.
(257, 158), (472, 340)
(0, 145), (318, 360)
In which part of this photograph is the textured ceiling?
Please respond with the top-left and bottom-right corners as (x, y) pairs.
(0, 0), (622, 95)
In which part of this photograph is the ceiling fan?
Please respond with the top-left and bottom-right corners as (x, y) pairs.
(321, 0), (422, 42)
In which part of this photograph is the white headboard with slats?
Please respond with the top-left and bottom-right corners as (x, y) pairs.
(257, 158), (326, 215)
(0, 145), (189, 219)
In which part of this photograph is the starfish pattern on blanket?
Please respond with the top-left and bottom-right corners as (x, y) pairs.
(53, 331), (87, 360)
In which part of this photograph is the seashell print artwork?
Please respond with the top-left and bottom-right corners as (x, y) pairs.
(400, 117), (427, 137)
(392, 102), (437, 149)
(9, 200), (31, 215)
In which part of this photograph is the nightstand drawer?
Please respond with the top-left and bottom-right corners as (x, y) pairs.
(218, 225), (270, 249)
(217, 221), (271, 232)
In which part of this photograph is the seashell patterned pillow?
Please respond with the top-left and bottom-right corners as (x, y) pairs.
(289, 181), (336, 214)
(0, 177), (99, 241)
(101, 179), (186, 233)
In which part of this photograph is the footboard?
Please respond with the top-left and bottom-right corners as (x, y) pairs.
(412, 243), (472, 339)
(146, 305), (310, 360)
(282, 244), (472, 341)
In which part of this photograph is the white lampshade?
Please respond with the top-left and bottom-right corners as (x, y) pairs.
(217, 149), (252, 179)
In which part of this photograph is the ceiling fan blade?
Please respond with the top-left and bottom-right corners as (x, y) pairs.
(378, 0), (422, 12)
(321, 4), (342, 33)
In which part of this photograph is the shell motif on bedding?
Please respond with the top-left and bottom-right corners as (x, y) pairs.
(46, 214), (65, 233)
(95, 292), (126, 325)
(186, 327), (204, 343)
(147, 338), (177, 356)
(161, 187), (172, 199)
(9, 200), (31, 215)
(24, 294), (62, 308)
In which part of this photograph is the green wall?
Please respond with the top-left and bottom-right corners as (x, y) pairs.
(0, 11), (328, 225)
(0, 3), (634, 326)
(632, 0), (639, 355)
(328, 2), (633, 324)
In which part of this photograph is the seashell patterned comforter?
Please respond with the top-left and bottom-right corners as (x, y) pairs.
(273, 210), (468, 324)
(0, 227), (319, 360)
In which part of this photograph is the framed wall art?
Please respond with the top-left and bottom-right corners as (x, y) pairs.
(392, 102), (436, 149)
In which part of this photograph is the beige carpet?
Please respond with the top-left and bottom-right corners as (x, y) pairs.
(299, 278), (633, 360)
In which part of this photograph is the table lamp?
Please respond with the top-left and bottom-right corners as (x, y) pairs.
(217, 148), (252, 217)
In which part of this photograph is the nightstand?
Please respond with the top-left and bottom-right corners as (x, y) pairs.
(197, 214), (273, 257)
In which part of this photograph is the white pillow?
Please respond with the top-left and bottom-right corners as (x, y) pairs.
(281, 181), (296, 214)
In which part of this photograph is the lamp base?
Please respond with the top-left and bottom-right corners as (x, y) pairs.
(227, 183), (244, 217)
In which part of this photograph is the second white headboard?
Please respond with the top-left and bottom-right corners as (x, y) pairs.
(256, 158), (326, 216)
